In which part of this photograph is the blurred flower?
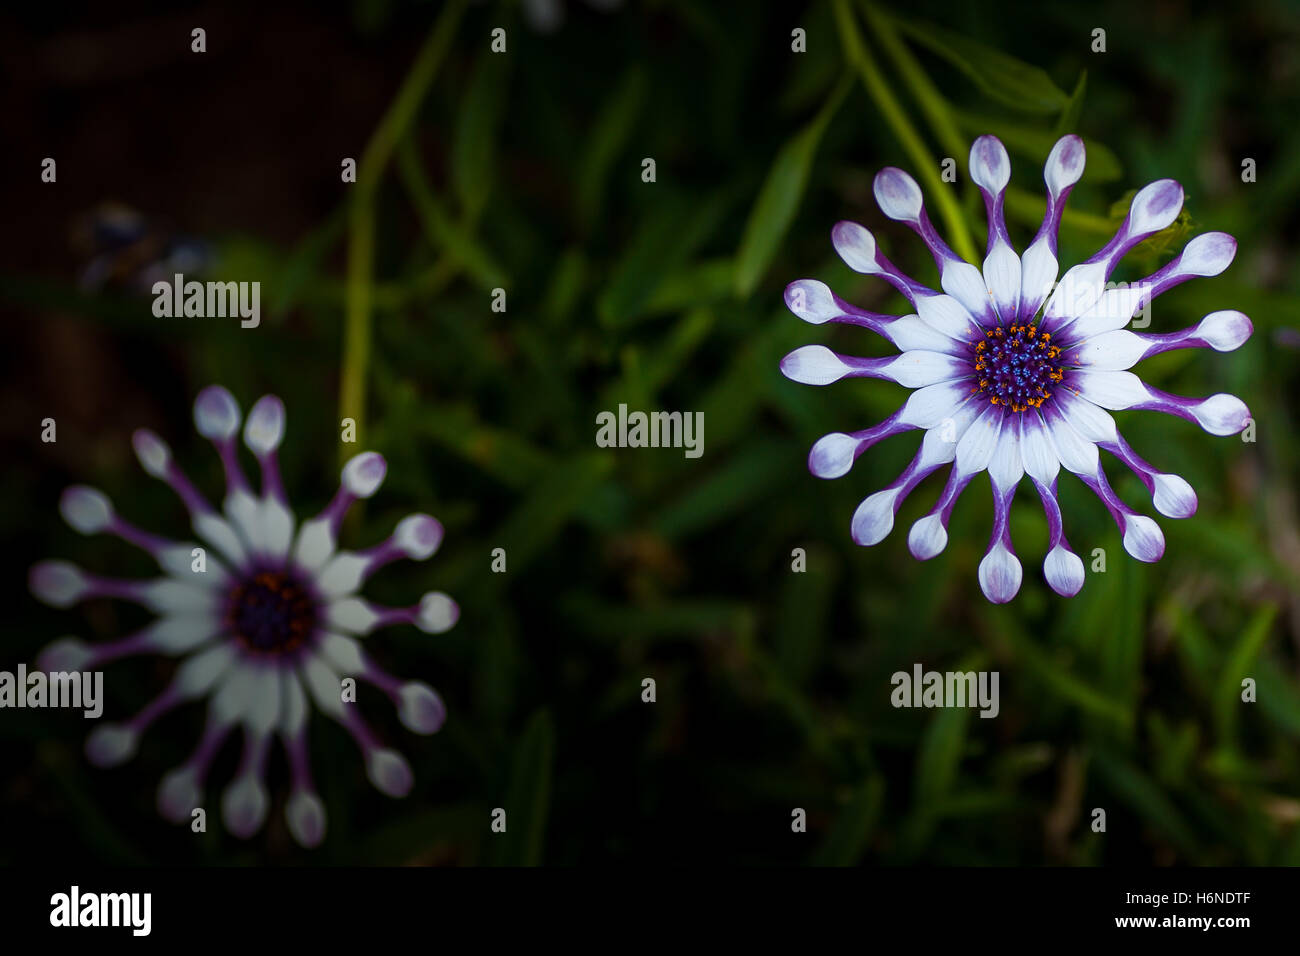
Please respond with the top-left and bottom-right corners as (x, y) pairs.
(521, 0), (621, 33)
(781, 135), (1251, 602)
(73, 202), (213, 294)
(31, 386), (458, 846)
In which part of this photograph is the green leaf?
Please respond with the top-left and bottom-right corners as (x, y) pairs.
(733, 75), (849, 298)
(892, 16), (1069, 114)
(397, 139), (509, 290)
(451, 48), (511, 221)
(489, 710), (555, 866)
(1055, 69), (1088, 135)
(812, 776), (884, 865)
(597, 188), (738, 328)
(1214, 603), (1279, 745)
(577, 67), (648, 229)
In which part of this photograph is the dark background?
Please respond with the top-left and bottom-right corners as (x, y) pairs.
(2, 0), (1299, 865)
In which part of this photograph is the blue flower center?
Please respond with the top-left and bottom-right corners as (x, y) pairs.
(227, 571), (317, 653)
(972, 323), (1064, 413)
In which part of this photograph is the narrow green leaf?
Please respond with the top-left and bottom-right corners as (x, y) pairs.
(892, 15), (1069, 114)
(452, 49), (511, 221)
(490, 710), (555, 866)
(1214, 603), (1279, 745)
(1055, 68), (1088, 135)
(733, 75), (849, 297)
(577, 67), (648, 229)
(812, 776), (884, 865)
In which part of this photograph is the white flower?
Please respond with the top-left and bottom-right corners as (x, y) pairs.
(31, 386), (457, 846)
(781, 135), (1251, 602)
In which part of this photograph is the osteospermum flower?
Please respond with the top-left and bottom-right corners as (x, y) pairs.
(30, 386), (458, 845)
(780, 135), (1251, 602)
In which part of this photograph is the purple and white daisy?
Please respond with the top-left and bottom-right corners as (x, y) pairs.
(780, 135), (1252, 603)
(30, 386), (458, 846)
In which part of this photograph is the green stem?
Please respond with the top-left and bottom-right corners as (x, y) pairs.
(861, 1), (967, 171)
(831, 0), (978, 264)
(339, 0), (467, 457)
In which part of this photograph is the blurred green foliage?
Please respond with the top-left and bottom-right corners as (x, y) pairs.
(3, 0), (1300, 866)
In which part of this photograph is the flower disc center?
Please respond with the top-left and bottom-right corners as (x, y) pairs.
(972, 323), (1064, 413)
(227, 571), (317, 653)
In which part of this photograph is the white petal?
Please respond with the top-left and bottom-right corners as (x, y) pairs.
(1196, 310), (1252, 350)
(132, 429), (171, 477)
(978, 543), (1023, 603)
(908, 514), (949, 560)
(873, 167), (924, 222)
(1070, 370), (1148, 410)
(279, 670), (309, 736)
(210, 662), (259, 726)
(147, 615), (222, 655)
(851, 488), (902, 546)
(342, 452), (387, 498)
(326, 597), (379, 635)
(832, 221), (881, 274)
(29, 561), (89, 607)
(1152, 473), (1197, 519)
(194, 512), (249, 568)
(1044, 135), (1086, 194)
(916, 293), (980, 341)
(809, 433), (863, 479)
(885, 315), (966, 354)
(1190, 394), (1251, 436)
(294, 517), (336, 573)
(1063, 284), (1149, 339)
(784, 279), (838, 324)
(987, 420), (1024, 490)
(1123, 514), (1165, 562)
(417, 592), (459, 633)
(366, 749), (413, 797)
(393, 515), (443, 560)
(222, 773), (269, 838)
(1071, 330), (1148, 370)
(86, 724), (138, 767)
(398, 682), (446, 735)
(880, 351), (969, 388)
(286, 791), (327, 847)
(301, 654), (346, 718)
(158, 768), (202, 823)
(1043, 545), (1085, 596)
(899, 381), (968, 429)
(983, 243), (1021, 320)
(1127, 179), (1183, 236)
(1177, 232), (1236, 276)
(174, 642), (237, 699)
(969, 135), (1011, 193)
(952, 406), (1004, 477)
(141, 579), (218, 616)
(780, 345), (855, 385)
(240, 665), (281, 734)
(938, 261), (995, 324)
(60, 486), (113, 534)
(193, 385), (241, 440)
(315, 553), (369, 599)
(319, 631), (365, 674)
(1044, 412), (1100, 475)
(1018, 414), (1060, 484)
(243, 395), (285, 454)
(1019, 240), (1059, 317)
